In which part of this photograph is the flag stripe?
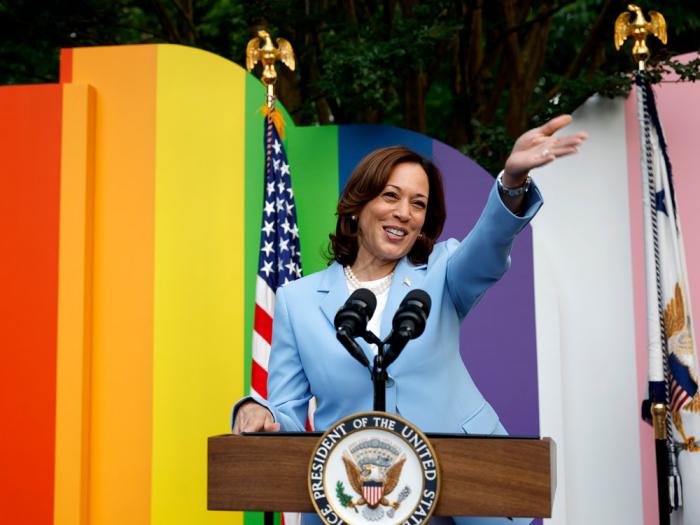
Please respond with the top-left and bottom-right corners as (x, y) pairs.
(251, 332), (271, 370)
(250, 384), (264, 399)
(254, 305), (273, 345)
(251, 360), (269, 399)
(255, 275), (275, 316)
(669, 384), (689, 413)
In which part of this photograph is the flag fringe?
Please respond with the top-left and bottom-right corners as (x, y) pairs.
(669, 472), (683, 508)
(260, 104), (286, 139)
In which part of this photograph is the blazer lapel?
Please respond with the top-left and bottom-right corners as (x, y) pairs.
(319, 262), (382, 366)
(319, 262), (348, 327)
(380, 258), (427, 339)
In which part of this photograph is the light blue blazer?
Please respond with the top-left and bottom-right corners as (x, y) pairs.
(234, 182), (542, 525)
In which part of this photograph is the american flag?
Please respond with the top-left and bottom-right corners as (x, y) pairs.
(251, 117), (303, 401)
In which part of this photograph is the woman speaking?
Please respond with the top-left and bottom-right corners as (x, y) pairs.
(232, 115), (586, 524)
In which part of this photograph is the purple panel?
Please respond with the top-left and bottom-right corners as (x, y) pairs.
(432, 141), (540, 437)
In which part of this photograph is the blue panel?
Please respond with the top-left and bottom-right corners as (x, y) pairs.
(338, 124), (433, 193)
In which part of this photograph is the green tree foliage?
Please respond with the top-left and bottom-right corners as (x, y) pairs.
(2, 0), (698, 173)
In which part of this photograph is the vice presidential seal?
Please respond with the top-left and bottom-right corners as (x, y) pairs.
(308, 412), (440, 525)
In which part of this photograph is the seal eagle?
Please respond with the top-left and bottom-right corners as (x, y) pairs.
(341, 453), (406, 510)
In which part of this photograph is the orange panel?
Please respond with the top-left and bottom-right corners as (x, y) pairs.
(69, 46), (157, 525)
(53, 83), (95, 525)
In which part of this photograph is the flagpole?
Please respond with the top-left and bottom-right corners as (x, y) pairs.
(246, 29), (300, 525)
(636, 70), (672, 525)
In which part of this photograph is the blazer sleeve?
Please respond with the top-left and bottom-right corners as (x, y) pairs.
(445, 179), (543, 319)
(231, 284), (312, 432)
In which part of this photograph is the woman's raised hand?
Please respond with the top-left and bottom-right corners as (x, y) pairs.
(503, 114), (588, 187)
(232, 400), (281, 434)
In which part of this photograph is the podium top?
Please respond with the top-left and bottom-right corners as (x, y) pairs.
(240, 431), (543, 439)
(208, 433), (556, 518)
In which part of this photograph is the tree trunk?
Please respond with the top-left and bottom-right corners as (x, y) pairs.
(403, 71), (426, 133)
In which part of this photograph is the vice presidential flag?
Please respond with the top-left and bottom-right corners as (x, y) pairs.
(637, 74), (700, 524)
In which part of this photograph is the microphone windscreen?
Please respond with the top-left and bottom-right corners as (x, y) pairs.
(349, 288), (377, 318)
(402, 289), (431, 317)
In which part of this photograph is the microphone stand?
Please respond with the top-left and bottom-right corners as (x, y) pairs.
(361, 331), (389, 412)
(341, 289), (429, 413)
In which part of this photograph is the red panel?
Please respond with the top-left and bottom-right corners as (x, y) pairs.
(60, 48), (72, 84)
(0, 85), (62, 524)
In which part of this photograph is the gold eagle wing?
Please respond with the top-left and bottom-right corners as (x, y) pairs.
(342, 454), (364, 495)
(383, 457), (406, 495)
(246, 37), (261, 71)
(277, 38), (296, 71)
(664, 283), (686, 339)
(649, 11), (667, 44)
(614, 12), (632, 50)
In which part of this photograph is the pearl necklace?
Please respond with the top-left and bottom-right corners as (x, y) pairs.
(344, 265), (394, 294)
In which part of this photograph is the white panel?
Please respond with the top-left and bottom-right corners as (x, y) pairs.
(532, 96), (643, 524)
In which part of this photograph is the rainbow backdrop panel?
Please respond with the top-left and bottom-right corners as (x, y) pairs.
(0, 45), (539, 524)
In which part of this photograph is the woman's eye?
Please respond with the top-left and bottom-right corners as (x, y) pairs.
(383, 192), (398, 199)
(413, 201), (427, 209)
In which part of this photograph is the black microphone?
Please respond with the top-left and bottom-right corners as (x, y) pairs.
(334, 288), (377, 367)
(383, 289), (431, 367)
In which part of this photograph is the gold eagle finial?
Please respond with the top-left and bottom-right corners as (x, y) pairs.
(614, 4), (667, 70)
(246, 30), (296, 108)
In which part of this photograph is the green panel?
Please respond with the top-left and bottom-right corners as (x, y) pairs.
(286, 125), (339, 275)
(243, 74), (265, 525)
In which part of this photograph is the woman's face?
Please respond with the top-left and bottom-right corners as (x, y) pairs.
(356, 162), (429, 266)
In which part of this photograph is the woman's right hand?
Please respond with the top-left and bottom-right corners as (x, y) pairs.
(231, 400), (281, 434)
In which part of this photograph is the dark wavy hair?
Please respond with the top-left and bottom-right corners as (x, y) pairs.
(328, 146), (447, 266)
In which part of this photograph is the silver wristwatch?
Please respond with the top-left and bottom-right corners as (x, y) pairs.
(497, 172), (531, 197)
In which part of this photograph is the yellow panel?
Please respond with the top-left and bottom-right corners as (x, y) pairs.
(71, 45), (157, 525)
(54, 83), (95, 525)
(151, 44), (245, 524)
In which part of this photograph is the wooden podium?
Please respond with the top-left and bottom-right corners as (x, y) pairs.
(208, 433), (556, 518)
